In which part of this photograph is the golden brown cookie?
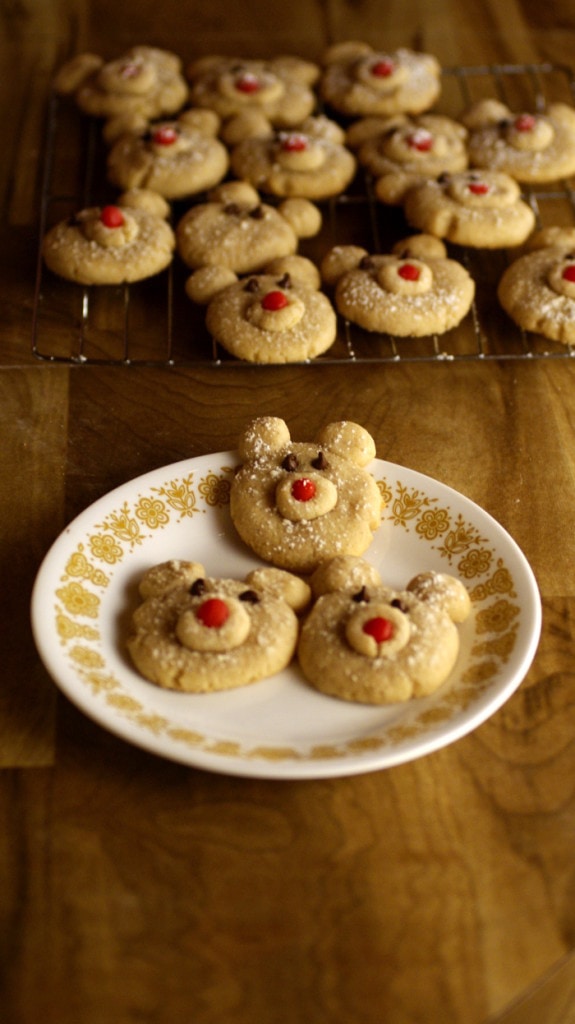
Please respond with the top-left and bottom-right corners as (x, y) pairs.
(297, 558), (471, 704)
(230, 417), (383, 573)
(403, 169), (536, 248)
(127, 560), (311, 693)
(319, 41), (441, 118)
(41, 188), (175, 285)
(321, 235), (475, 336)
(497, 227), (575, 344)
(462, 100), (575, 183)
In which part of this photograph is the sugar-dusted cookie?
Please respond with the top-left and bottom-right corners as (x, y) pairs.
(176, 181), (321, 275)
(186, 255), (337, 364)
(41, 188), (175, 285)
(347, 113), (469, 205)
(321, 234), (475, 336)
(461, 99), (575, 183)
(106, 109), (229, 199)
(229, 115), (357, 199)
(298, 557), (471, 704)
(186, 55), (319, 128)
(53, 46), (188, 130)
(319, 41), (441, 118)
(403, 169), (536, 248)
(497, 226), (575, 345)
(230, 418), (383, 573)
(127, 559), (311, 693)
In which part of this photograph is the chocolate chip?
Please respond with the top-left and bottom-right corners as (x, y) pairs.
(352, 586), (370, 603)
(360, 255), (375, 270)
(437, 172), (450, 184)
(276, 273), (292, 289)
(244, 277), (260, 292)
(224, 202), (241, 216)
(391, 598), (408, 613)
(249, 205), (265, 219)
(190, 578), (207, 596)
(239, 589), (259, 603)
(311, 451), (328, 470)
(281, 453), (299, 471)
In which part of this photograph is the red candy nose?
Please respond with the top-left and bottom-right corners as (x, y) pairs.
(120, 62), (140, 78)
(196, 598), (230, 628)
(372, 58), (395, 77)
(468, 182), (489, 195)
(281, 134), (307, 152)
(153, 126), (178, 145)
(363, 616), (395, 643)
(398, 263), (420, 281)
(407, 130), (433, 152)
(291, 477), (316, 502)
(236, 72), (260, 93)
(563, 265), (575, 282)
(100, 205), (125, 228)
(515, 113), (536, 132)
(262, 290), (289, 311)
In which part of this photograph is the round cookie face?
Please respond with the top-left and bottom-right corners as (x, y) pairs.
(403, 170), (536, 248)
(71, 46), (188, 121)
(498, 244), (575, 345)
(465, 103), (575, 183)
(41, 199), (175, 285)
(107, 118), (229, 199)
(205, 271), (337, 363)
(320, 44), (441, 118)
(230, 418), (383, 573)
(127, 561), (308, 693)
(230, 118), (357, 199)
(187, 56), (319, 127)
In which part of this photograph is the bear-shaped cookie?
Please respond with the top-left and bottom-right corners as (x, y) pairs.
(321, 234), (475, 337)
(230, 417), (383, 572)
(176, 181), (322, 275)
(297, 556), (471, 704)
(461, 99), (575, 184)
(497, 226), (575, 345)
(319, 41), (441, 118)
(127, 559), (311, 692)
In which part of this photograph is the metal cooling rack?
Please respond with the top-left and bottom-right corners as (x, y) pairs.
(32, 61), (575, 366)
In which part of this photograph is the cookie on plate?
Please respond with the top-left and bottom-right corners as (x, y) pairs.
(41, 188), (175, 285)
(298, 557), (471, 704)
(229, 417), (383, 573)
(461, 99), (575, 183)
(321, 234), (475, 336)
(106, 109), (229, 199)
(229, 115), (357, 200)
(127, 559), (311, 693)
(319, 41), (441, 118)
(497, 226), (575, 345)
(403, 169), (536, 248)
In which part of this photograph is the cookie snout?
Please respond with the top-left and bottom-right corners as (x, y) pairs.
(176, 595), (251, 652)
(345, 601), (411, 658)
(275, 472), (338, 522)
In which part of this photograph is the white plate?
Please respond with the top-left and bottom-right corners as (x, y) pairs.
(31, 452), (541, 779)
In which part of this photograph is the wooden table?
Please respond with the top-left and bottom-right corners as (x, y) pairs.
(2, 2), (575, 1022)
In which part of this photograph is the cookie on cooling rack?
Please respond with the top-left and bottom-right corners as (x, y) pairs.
(461, 99), (575, 183)
(41, 188), (175, 285)
(498, 226), (575, 345)
(319, 41), (441, 118)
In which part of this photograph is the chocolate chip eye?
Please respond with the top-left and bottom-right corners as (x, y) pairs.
(281, 452), (299, 471)
(352, 586), (370, 603)
(437, 172), (450, 184)
(311, 451), (328, 470)
(244, 277), (260, 293)
(189, 578), (207, 596)
(276, 273), (291, 289)
(239, 589), (259, 603)
(391, 598), (408, 613)
(224, 202), (241, 216)
(249, 205), (264, 219)
(360, 255), (375, 270)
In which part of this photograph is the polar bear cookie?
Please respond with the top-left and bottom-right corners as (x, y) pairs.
(229, 115), (357, 199)
(297, 557), (471, 704)
(319, 41), (441, 118)
(403, 169), (536, 248)
(41, 188), (175, 285)
(230, 418), (384, 573)
(107, 109), (229, 199)
(186, 55), (319, 128)
(347, 113), (469, 205)
(497, 226), (575, 345)
(461, 99), (575, 184)
(176, 181), (321, 274)
(321, 234), (475, 336)
(127, 559), (311, 692)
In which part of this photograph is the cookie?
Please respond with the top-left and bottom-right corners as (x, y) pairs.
(186, 55), (319, 128)
(319, 41), (441, 118)
(106, 109), (229, 199)
(403, 170), (536, 248)
(229, 417), (383, 573)
(462, 99), (575, 183)
(229, 115), (357, 199)
(127, 560), (311, 693)
(176, 181), (321, 274)
(297, 558), (471, 704)
(187, 256), (337, 363)
(347, 113), (469, 205)
(321, 235), (475, 336)
(41, 188), (175, 285)
(497, 226), (575, 344)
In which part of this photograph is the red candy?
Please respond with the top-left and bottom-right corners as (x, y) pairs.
(196, 598), (230, 628)
(363, 616), (395, 643)
(291, 478), (316, 502)
(468, 182), (489, 195)
(152, 125), (178, 146)
(563, 265), (575, 282)
(398, 263), (420, 281)
(407, 130), (433, 152)
(100, 205), (125, 228)
(372, 58), (395, 77)
(262, 290), (289, 311)
(281, 133), (308, 152)
(120, 62), (140, 79)
(514, 113), (536, 132)
(235, 72), (261, 94)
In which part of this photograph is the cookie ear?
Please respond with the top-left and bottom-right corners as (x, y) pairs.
(264, 254), (321, 289)
(268, 55), (320, 86)
(246, 567), (311, 612)
(238, 416), (291, 462)
(118, 188), (171, 219)
(407, 571), (471, 623)
(178, 107), (221, 137)
(185, 265), (238, 305)
(320, 245), (368, 287)
(316, 421), (377, 467)
(309, 556), (382, 597)
(392, 234), (447, 260)
(460, 98), (511, 129)
(52, 53), (103, 95)
(221, 110), (273, 146)
(277, 198), (322, 239)
(139, 560), (206, 598)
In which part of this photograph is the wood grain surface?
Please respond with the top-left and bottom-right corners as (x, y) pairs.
(2, 2), (575, 1023)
